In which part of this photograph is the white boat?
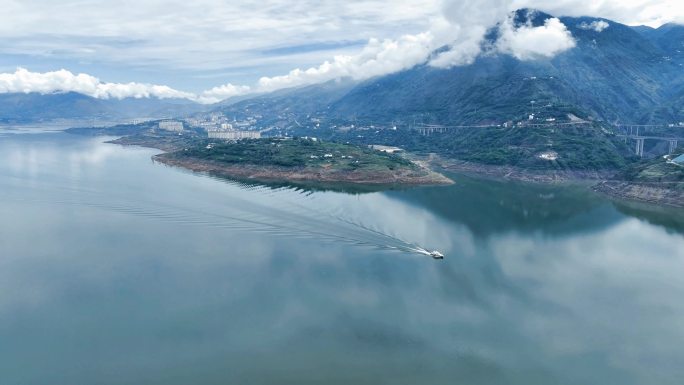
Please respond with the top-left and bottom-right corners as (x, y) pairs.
(429, 250), (444, 259)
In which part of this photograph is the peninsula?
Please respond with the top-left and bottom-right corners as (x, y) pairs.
(154, 138), (453, 187)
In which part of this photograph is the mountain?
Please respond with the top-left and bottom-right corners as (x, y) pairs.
(632, 23), (684, 121)
(205, 10), (684, 170)
(215, 79), (358, 123)
(215, 11), (684, 126)
(634, 22), (684, 60)
(326, 13), (682, 125)
(0, 92), (109, 121)
(0, 92), (205, 122)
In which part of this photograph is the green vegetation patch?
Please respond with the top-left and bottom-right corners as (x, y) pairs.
(314, 123), (633, 171)
(171, 138), (416, 172)
(619, 149), (684, 187)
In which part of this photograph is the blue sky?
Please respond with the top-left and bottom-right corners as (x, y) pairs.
(0, 0), (681, 103)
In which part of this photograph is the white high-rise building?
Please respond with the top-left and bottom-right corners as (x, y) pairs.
(158, 121), (184, 132)
(208, 131), (261, 140)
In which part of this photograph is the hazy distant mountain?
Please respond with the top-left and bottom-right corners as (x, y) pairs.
(216, 11), (684, 126)
(0, 92), (206, 122)
(216, 79), (358, 121)
(635, 22), (684, 60)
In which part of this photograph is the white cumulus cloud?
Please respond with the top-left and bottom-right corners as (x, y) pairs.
(197, 83), (252, 104)
(495, 16), (577, 60)
(428, 0), (512, 67)
(0, 67), (256, 104)
(255, 32), (434, 92)
(0, 68), (195, 100)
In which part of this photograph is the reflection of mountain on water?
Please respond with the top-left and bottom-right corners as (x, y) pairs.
(195, 169), (428, 195)
(613, 201), (684, 235)
(387, 174), (623, 237)
(201, 174), (409, 195)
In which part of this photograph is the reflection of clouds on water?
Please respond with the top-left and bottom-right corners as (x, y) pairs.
(301, 191), (476, 258)
(489, 218), (684, 382)
(1, 135), (140, 181)
(388, 175), (619, 238)
(5, 146), (48, 177)
(68, 139), (123, 173)
(3, 132), (684, 384)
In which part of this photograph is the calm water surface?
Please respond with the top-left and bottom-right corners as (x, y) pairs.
(1, 129), (683, 385)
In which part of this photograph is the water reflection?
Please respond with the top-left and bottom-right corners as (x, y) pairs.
(613, 200), (684, 235)
(0, 133), (683, 385)
(387, 175), (624, 237)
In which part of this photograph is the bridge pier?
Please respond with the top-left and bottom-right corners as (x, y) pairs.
(669, 139), (678, 154)
(635, 137), (645, 157)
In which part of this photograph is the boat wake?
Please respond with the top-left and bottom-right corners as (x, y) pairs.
(4, 178), (439, 259)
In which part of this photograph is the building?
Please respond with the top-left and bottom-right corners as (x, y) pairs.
(370, 145), (403, 154)
(158, 120), (184, 132)
(208, 130), (261, 140)
(221, 123), (233, 130)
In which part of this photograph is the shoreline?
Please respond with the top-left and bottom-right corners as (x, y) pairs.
(593, 181), (684, 209)
(107, 136), (682, 207)
(152, 153), (454, 187)
(107, 136), (453, 188)
(427, 155), (613, 184)
(428, 155), (684, 208)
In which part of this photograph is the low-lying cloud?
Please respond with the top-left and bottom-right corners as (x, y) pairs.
(256, 33), (434, 92)
(255, 6), (578, 87)
(495, 16), (577, 60)
(0, 67), (254, 104)
(0, 68), (195, 100)
(578, 20), (610, 32)
(197, 83), (252, 103)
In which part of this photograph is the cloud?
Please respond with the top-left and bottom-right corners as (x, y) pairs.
(0, 67), (195, 100)
(0, 67), (256, 104)
(0, 0), (442, 78)
(495, 16), (577, 60)
(578, 20), (611, 32)
(256, 33), (434, 91)
(517, 0), (684, 27)
(197, 83), (252, 104)
(427, 0), (511, 67)
(253, 6), (578, 87)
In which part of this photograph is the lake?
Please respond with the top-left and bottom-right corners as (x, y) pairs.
(1, 129), (684, 385)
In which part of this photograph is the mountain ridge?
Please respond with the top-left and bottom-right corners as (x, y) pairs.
(213, 11), (684, 126)
(0, 91), (206, 122)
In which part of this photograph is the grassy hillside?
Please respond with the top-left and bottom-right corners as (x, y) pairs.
(293, 122), (634, 171)
(618, 150), (684, 184)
